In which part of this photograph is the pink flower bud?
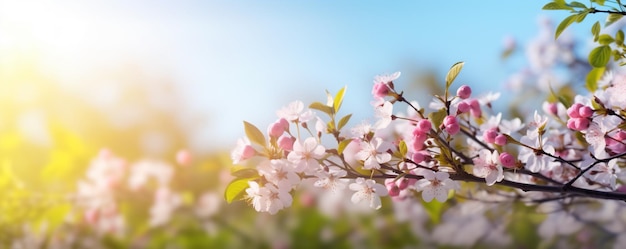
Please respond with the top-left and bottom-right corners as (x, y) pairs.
(411, 151), (426, 164)
(397, 178), (409, 190)
(495, 134), (507, 146)
(545, 102), (558, 116)
(567, 118), (577, 130)
(386, 183), (400, 197)
(499, 152), (516, 168)
(277, 135), (295, 151)
(457, 101), (470, 114)
(445, 123), (460, 135)
(469, 99), (481, 118)
(241, 145), (255, 160)
(567, 103), (583, 118)
(411, 133), (428, 152)
(574, 118), (590, 130)
(414, 119), (432, 135)
(456, 85), (472, 99)
(578, 106), (593, 118)
(483, 128), (498, 143)
(268, 118), (289, 137)
(372, 83), (389, 99)
(443, 115), (457, 126)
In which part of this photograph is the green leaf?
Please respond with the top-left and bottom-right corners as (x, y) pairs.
(575, 11), (588, 23)
(224, 178), (254, 203)
(586, 67), (605, 92)
(542, 2), (573, 10)
(333, 86), (347, 113)
(616, 30), (624, 46)
(398, 140), (407, 157)
(243, 121), (266, 146)
(337, 114), (352, 130)
(445, 61), (464, 88)
(591, 21), (601, 41)
(588, 45), (611, 67)
(309, 101), (334, 116)
(337, 139), (352, 155)
(555, 14), (577, 40)
(606, 13), (623, 27)
(598, 34), (614, 45)
(593, 0), (605, 5)
(231, 168), (259, 178)
(568, 1), (587, 8)
(428, 108), (448, 130)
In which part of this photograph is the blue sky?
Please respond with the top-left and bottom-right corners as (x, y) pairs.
(0, 1), (586, 152)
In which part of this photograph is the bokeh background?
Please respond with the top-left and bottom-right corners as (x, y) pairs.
(0, 1), (602, 248)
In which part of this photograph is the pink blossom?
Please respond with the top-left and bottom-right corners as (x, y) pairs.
(371, 72), (400, 102)
(472, 149), (504, 186)
(349, 178), (388, 209)
(355, 137), (393, 170)
(287, 137), (325, 172)
(231, 137), (256, 164)
(415, 171), (459, 202)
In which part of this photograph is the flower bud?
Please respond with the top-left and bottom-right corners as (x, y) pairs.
(372, 83), (389, 99)
(397, 178), (409, 190)
(414, 119), (432, 135)
(457, 101), (470, 114)
(469, 99), (481, 118)
(277, 135), (296, 151)
(578, 105), (593, 118)
(268, 118), (289, 137)
(567, 103), (583, 118)
(456, 85), (472, 99)
(499, 152), (516, 168)
(483, 128), (498, 144)
(494, 134), (507, 146)
(445, 123), (460, 135)
(574, 118), (590, 130)
(545, 102), (558, 116)
(443, 115), (457, 126)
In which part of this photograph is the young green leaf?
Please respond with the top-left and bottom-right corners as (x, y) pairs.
(555, 14), (577, 40)
(598, 34), (614, 45)
(244, 121), (266, 146)
(309, 101), (334, 116)
(586, 67), (605, 92)
(337, 114), (352, 130)
(616, 30), (624, 46)
(606, 13), (624, 27)
(337, 139), (352, 155)
(445, 61), (465, 88)
(591, 21), (601, 41)
(225, 178), (254, 203)
(333, 86), (347, 113)
(398, 140), (408, 157)
(429, 108), (448, 130)
(588, 45), (611, 67)
(568, 1), (587, 8)
(542, 1), (573, 10)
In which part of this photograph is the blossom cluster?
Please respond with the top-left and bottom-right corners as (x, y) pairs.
(231, 57), (626, 218)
